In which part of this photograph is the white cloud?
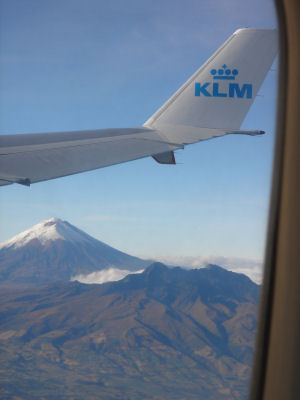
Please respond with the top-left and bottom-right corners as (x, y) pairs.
(71, 267), (144, 285)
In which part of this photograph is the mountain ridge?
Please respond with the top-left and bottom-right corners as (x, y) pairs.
(0, 263), (260, 400)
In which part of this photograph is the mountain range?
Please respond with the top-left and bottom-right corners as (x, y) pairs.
(0, 262), (259, 400)
(0, 219), (260, 399)
(0, 218), (150, 287)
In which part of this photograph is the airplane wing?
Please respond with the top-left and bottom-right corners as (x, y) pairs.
(0, 128), (183, 186)
(0, 28), (277, 187)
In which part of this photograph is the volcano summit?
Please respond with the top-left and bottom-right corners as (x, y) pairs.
(0, 218), (149, 287)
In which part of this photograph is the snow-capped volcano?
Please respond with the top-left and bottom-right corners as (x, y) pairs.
(0, 218), (150, 287)
(0, 218), (99, 250)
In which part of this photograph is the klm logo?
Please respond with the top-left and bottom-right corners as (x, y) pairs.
(195, 65), (252, 99)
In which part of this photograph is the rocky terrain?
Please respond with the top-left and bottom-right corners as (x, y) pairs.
(0, 263), (260, 399)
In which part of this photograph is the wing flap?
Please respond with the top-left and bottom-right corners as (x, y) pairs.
(152, 151), (176, 164)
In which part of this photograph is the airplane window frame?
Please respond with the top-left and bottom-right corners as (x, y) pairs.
(249, 0), (300, 399)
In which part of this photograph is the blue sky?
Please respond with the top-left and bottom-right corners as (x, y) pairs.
(0, 0), (278, 263)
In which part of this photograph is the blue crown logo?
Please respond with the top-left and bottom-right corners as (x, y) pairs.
(210, 65), (238, 80)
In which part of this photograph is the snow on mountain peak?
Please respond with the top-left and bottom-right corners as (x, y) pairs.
(0, 218), (94, 250)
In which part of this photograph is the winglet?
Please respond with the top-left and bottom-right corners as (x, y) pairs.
(144, 29), (277, 145)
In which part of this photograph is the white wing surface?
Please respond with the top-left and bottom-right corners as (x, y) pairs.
(0, 28), (277, 186)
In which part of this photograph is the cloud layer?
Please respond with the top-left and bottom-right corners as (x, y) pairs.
(71, 255), (263, 285)
(71, 268), (144, 285)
